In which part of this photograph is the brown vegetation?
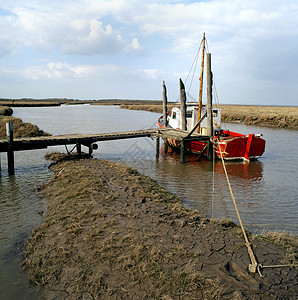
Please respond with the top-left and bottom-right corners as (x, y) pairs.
(0, 98), (161, 107)
(0, 98), (93, 107)
(220, 105), (298, 129)
(23, 157), (297, 299)
(120, 103), (298, 129)
(0, 106), (13, 116)
(0, 116), (51, 138)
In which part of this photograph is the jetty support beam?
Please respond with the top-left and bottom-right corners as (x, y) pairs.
(162, 81), (168, 128)
(156, 137), (160, 158)
(6, 123), (15, 175)
(76, 143), (82, 157)
(180, 140), (186, 163)
(206, 53), (213, 161)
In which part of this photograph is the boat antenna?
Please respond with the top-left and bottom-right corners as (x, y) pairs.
(198, 32), (206, 133)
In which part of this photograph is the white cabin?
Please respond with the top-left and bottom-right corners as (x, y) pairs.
(168, 103), (221, 135)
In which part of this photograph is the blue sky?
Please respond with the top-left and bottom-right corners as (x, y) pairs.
(0, 0), (297, 105)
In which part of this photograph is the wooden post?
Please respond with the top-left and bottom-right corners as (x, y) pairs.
(206, 53), (213, 161)
(206, 53), (213, 137)
(6, 123), (15, 175)
(156, 137), (160, 158)
(76, 143), (82, 158)
(88, 145), (93, 157)
(179, 78), (187, 131)
(207, 53), (213, 160)
(180, 140), (186, 163)
(162, 81), (168, 128)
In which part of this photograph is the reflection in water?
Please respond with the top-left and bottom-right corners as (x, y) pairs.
(152, 150), (265, 220)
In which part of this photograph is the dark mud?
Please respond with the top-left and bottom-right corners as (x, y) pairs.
(23, 158), (297, 299)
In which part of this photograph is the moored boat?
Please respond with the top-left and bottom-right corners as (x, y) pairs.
(157, 104), (265, 161)
(157, 34), (265, 161)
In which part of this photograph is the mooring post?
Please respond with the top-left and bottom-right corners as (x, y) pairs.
(179, 78), (187, 131)
(206, 53), (213, 161)
(162, 80), (168, 128)
(180, 140), (186, 163)
(88, 145), (93, 157)
(6, 123), (15, 175)
(76, 143), (82, 158)
(156, 137), (160, 158)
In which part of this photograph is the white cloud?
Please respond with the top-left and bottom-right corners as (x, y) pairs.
(0, 0), (298, 104)
(62, 20), (126, 55)
(0, 1), (143, 56)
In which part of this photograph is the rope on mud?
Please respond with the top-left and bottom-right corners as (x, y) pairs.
(216, 142), (263, 277)
(260, 263), (298, 269)
(212, 146), (215, 218)
(243, 223), (298, 228)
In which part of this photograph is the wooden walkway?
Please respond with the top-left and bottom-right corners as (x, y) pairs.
(0, 125), (210, 174)
(0, 128), (159, 152)
(0, 128), (210, 152)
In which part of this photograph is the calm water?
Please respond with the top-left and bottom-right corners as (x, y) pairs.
(1, 104), (297, 298)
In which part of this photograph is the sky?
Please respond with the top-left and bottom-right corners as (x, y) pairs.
(0, 0), (297, 105)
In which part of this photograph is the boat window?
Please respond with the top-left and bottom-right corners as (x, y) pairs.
(186, 111), (193, 118)
(213, 110), (218, 117)
(172, 112), (176, 119)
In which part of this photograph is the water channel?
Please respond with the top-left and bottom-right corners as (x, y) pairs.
(0, 104), (297, 298)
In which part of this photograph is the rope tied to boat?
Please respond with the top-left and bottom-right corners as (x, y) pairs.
(215, 140), (263, 277)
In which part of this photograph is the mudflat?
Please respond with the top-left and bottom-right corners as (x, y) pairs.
(23, 158), (297, 299)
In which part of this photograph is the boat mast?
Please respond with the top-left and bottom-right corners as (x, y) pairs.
(198, 33), (206, 133)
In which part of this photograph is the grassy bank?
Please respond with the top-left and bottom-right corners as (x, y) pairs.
(23, 157), (297, 299)
(0, 98), (161, 107)
(0, 106), (13, 116)
(0, 116), (50, 138)
(119, 103), (298, 129)
(0, 98), (91, 107)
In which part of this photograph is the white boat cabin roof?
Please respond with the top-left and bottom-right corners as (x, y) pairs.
(168, 103), (221, 133)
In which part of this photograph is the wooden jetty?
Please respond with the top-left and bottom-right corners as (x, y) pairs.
(0, 123), (210, 175)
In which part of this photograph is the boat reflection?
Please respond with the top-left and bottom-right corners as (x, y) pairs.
(160, 146), (264, 181)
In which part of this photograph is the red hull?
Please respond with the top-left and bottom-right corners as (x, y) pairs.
(158, 117), (265, 161)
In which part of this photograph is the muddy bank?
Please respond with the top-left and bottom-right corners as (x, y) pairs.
(23, 158), (297, 299)
(0, 116), (51, 138)
(0, 106), (13, 116)
(120, 104), (298, 130)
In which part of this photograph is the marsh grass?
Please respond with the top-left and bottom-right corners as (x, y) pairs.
(119, 104), (298, 129)
(253, 230), (298, 266)
(0, 116), (50, 138)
